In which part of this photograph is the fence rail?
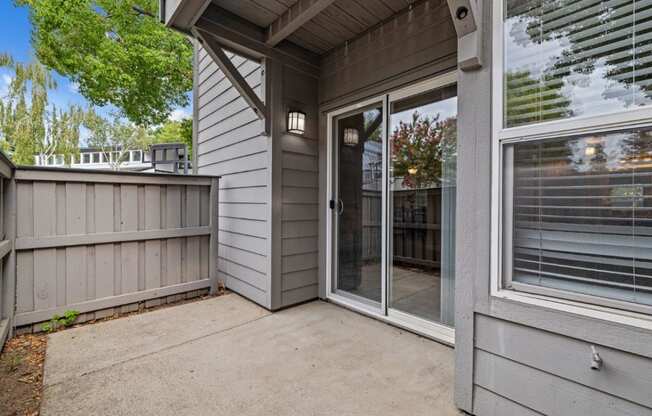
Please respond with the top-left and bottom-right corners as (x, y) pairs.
(1, 164), (219, 343)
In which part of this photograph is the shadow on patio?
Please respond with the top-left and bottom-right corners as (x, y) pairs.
(41, 293), (460, 416)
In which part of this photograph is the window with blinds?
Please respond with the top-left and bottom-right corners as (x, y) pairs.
(508, 128), (652, 309)
(504, 0), (652, 128)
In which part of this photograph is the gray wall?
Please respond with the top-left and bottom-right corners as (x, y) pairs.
(319, 0), (457, 110)
(454, 2), (652, 415)
(277, 65), (320, 308)
(195, 44), (272, 308)
(195, 38), (321, 310)
(12, 168), (214, 329)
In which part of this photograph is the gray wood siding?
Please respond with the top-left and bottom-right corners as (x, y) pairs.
(12, 169), (213, 327)
(474, 315), (652, 415)
(319, 0), (457, 108)
(276, 65), (320, 308)
(195, 44), (270, 308)
(454, 2), (652, 415)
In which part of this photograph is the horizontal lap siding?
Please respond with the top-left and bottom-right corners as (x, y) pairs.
(319, 0), (457, 106)
(472, 315), (652, 415)
(196, 44), (270, 308)
(277, 65), (320, 308)
(14, 179), (211, 325)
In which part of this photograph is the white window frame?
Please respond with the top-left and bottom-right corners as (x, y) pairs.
(490, 0), (652, 330)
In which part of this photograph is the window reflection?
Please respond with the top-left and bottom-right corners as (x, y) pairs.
(504, 0), (652, 128)
(335, 105), (384, 303)
(389, 85), (457, 326)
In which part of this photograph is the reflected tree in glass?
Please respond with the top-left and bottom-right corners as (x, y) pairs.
(390, 111), (457, 188)
(504, 0), (652, 126)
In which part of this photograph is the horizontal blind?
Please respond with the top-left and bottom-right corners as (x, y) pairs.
(511, 129), (652, 307)
(504, 0), (652, 128)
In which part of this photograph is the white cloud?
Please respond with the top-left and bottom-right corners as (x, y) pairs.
(169, 107), (191, 122)
(68, 81), (79, 93)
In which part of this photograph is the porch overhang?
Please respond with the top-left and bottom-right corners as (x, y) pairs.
(159, 0), (210, 34)
(162, 0), (481, 71)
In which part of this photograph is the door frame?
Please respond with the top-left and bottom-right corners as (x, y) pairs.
(326, 94), (388, 316)
(325, 72), (457, 345)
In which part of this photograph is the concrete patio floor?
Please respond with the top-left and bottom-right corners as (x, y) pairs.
(41, 293), (460, 416)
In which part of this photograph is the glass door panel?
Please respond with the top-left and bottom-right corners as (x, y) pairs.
(334, 103), (384, 305)
(388, 85), (457, 326)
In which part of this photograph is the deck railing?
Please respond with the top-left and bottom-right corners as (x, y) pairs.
(0, 161), (219, 344)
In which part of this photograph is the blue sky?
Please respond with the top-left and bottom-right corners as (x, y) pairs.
(0, 1), (191, 142)
(0, 1), (95, 111)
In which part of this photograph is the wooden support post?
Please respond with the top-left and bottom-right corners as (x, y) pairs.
(2, 176), (16, 342)
(209, 177), (220, 295)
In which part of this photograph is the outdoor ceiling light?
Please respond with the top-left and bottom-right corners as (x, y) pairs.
(343, 128), (359, 146)
(288, 110), (306, 134)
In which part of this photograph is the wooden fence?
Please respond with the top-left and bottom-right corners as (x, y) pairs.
(0, 154), (15, 346)
(0, 164), (219, 341)
(361, 188), (442, 270)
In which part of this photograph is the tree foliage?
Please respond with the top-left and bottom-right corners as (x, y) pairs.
(0, 53), (83, 165)
(17, 0), (193, 126)
(390, 111), (457, 189)
(84, 110), (153, 170)
(153, 118), (193, 158)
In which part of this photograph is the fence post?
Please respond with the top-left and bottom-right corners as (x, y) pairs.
(209, 177), (220, 295)
(2, 175), (16, 343)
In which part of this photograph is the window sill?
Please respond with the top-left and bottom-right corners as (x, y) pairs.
(492, 286), (652, 332)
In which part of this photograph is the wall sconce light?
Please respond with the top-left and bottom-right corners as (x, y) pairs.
(343, 128), (359, 146)
(288, 110), (306, 134)
(585, 146), (596, 156)
(407, 167), (418, 175)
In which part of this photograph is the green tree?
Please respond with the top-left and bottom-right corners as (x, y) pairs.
(0, 53), (83, 165)
(37, 104), (85, 166)
(17, 0), (193, 126)
(153, 118), (193, 158)
(84, 110), (153, 170)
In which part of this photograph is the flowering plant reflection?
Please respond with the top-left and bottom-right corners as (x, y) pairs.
(390, 111), (456, 189)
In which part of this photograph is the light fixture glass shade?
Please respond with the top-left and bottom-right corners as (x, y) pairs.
(343, 128), (359, 146)
(288, 110), (306, 134)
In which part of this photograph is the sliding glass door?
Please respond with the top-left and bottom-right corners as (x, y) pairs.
(388, 84), (457, 327)
(329, 75), (457, 336)
(332, 102), (385, 307)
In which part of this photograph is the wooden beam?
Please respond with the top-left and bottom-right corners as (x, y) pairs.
(194, 6), (320, 78)
(193, 28), (268, 123)
(266, 0), (335, 46)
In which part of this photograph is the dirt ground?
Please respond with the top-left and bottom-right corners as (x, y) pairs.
(0, 334), (47, 416)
